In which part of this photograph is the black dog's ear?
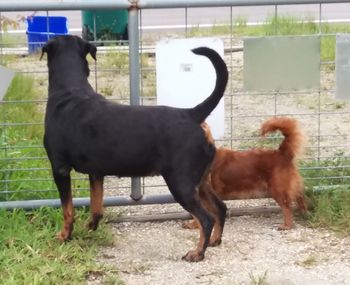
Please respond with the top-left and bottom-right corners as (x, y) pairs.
(40, 42), (50, 60)
(85, 42), (97, 61)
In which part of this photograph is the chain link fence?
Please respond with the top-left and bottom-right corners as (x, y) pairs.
(1, 0), (350, 209)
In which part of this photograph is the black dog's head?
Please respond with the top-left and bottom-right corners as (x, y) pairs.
(41, 35), (97, 76)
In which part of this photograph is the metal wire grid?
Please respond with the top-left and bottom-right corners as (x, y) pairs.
(0, 3), (350, 207)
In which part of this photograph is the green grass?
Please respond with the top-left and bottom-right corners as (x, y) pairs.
(307, 189), (350, 234)
(0, 74), (89, 201)
(0, 33), (27, 48)
(300, 154), (350, 233)
(0, 207), (121, 285)
(0, 16), (26, 49)
(189, 16), (350, 62)
(249, 271), (268, 285)
(1, 76), (121, 284)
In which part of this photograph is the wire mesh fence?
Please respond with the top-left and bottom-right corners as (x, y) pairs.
(0, 1), (350, 208)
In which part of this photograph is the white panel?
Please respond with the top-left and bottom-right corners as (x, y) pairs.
(336, 34), (350, 101)
(0, 65), (15, 101)
(156, 38), (225, 139)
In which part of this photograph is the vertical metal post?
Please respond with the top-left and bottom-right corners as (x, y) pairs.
(318, 3), (322, 34)
(46, 10), (50, 42)
(185, 7), (188, 38)
(317, 3), (322, 161)
(274, 4), (278, 34)
(229, 6), (233, 149)
(0, 12), (6, 200)
(0, 11), (3, 65)
(274, 5), (278, 117)
(93, 12), (98, 91)
(128, 7), (142, 201)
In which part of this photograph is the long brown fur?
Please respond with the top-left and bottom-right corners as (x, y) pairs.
(186, 117), (307, 231)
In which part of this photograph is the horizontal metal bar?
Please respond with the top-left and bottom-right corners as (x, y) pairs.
(0, 145), (43, 150)
(0, 186), (134, 195)
(0, 177), (86, 184)
(227, 111), (350, 119)
(0, 0), (349, 12)
(0, 194), (176, 210)
(305, 176), (350, 180)
(0, 100), (47, 104)
(0, 0), (130, 11)
(226, 133), (349, 141)
(301, 165), (350, 170)
(0, 167), (50, 173)
(137, 0), (350, 9)
(313, 185), (350, 191)
(0, 155), (47, 160)
(0, 123), (43, 127)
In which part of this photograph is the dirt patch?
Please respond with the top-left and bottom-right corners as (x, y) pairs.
(90, 207), (350, 285)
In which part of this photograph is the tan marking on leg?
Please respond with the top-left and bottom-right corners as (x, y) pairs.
(199, 176), (224, 246)
(182, 217), (206, 262)
(87, 175), (104, 231)
(57, 195), (74, 241)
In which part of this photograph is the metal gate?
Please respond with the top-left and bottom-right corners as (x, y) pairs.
(1, 0), (350, 210)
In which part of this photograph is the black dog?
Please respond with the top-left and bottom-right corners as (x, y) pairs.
(42, 35), (228, 262)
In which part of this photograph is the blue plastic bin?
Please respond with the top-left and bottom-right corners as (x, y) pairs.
(26, 16), (68, 54)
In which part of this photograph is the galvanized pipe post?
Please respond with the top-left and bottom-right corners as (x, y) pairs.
(128, 6), (143, 201)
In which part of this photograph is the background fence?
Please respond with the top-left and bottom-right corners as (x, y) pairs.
(1, 0), (350, 210)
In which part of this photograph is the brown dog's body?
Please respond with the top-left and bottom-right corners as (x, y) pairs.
(188, 117), (307, 231)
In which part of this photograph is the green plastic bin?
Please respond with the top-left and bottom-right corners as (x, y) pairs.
(81, 10), (128, 42)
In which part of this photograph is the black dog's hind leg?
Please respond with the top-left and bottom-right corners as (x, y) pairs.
(164, 174), (214, 262)
(53, 172), (75, 241)
(87, 174), (104, 231)
(198, 177), (227, 247)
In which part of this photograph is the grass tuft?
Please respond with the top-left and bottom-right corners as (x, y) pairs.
(0, 207), (119, 285)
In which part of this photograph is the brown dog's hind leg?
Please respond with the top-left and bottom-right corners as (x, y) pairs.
(275, 196), (294, 230)
(296, 194), (307, 214)
(279, 205), (293, 230)
(54, 173), (74, 241)
(87, 175), (104, 231)
(182, 217), (199, 229)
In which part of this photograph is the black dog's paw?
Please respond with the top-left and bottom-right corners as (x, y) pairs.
(87, 213), (103, 231)
(182, 250), (205, 262)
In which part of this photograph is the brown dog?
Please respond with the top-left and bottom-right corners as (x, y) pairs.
(187, 117), (307, 231)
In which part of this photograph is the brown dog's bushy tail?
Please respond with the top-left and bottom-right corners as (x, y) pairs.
(261, 117), (306, 160)
(190, 47), (228, 124)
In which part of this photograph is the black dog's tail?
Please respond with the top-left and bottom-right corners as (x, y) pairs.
(189, 47), (228, 124)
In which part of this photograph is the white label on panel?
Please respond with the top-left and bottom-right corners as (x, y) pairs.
(156, 38), (225, 139)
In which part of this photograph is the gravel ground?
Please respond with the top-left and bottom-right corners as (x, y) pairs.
(84, 40), (350, 285)
(90, 205), (350, 285)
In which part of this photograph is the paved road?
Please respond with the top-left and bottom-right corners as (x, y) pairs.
(2, 3), (350, 32)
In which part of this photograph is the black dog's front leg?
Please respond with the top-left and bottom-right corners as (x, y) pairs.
(87, 174), (104, 231)
(53, 173), (74, 241)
